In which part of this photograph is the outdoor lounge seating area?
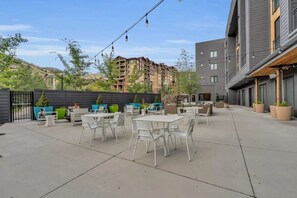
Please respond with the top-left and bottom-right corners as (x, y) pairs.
(1, 106), (297, 198)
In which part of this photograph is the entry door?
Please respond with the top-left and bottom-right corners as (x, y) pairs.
(242, 90), (246, 106)
(260, 84), (267, 109)
(283, 77), (294, 107)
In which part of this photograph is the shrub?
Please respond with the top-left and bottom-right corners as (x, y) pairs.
(255, 100), (262, 104)
(280, 101), (288, 107)
(133, 95), (140, 103)
(154, 95), (161, 103)
(35, 91), (49, 107)
(96, 95), (102, 104)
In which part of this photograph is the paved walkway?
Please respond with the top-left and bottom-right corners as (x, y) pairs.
(0, 106), (296, 198)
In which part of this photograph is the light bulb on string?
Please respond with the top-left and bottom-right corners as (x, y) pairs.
(145, 14), (149, 28)
(252, 52), (255, 59)
(112, 43), (114, 52)
(101, 52), (104, 57)
(228, 56), (231, 62)
(125, 31), (128, 42)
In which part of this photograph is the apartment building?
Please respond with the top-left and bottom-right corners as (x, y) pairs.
(114, 56), (176, 94)
(225, 0), (297, 116)
(195, 39), (226, 102)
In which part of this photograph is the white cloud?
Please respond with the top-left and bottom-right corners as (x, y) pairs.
(25, 36), (60, 42)
(0, 24), (33, 32)
(165, 39), (193, 44)
(17, 45), (67, 57)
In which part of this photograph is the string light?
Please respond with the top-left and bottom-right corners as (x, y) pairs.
(111, 43), (114, 52)
(228, 56), (231, 62)
(88, 0), (165, 62)
(252, 52), (255, 59)
(145, 14), (149, 28)
(125, 31), (128, 42)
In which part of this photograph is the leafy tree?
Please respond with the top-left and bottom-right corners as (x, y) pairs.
(143, 81), (153, 93)
(96, 95), (102, 104)
(175, 49), (200, 101)
(126, 64), (144, 93)
(95, 53), (118, 91)
(35, 91), (49, 107)
(56, 39), (91, 91)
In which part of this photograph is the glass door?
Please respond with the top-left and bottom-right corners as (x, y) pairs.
(283, 77), (294, 107)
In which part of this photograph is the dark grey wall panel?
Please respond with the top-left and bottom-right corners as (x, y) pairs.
(249, 0), (270, 68)
(34, 90), (159, 112)
(0, 89), (10, 124)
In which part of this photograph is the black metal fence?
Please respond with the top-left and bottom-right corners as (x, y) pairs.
(0, 89), (160, 124)
(10, 91), (34, 122)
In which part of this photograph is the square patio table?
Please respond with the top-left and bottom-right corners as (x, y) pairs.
(84, 113), (116, 141)
(134, 115), (184, 156)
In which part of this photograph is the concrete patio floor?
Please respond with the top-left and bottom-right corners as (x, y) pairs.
(0, 106), (297, 198)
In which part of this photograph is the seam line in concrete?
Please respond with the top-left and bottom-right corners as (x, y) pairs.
(115, 155), (254, 198)
(231, 112), (256, 198)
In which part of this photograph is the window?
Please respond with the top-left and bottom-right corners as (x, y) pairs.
(199, 93), (211, 101)
(210, 63), (217, 70)
(272, 0), (279, 13)
(274, 17), (280, 50)
(210, 51), (217, 58)
(210, 76), (218, 83)
(291, 0), (297, 32)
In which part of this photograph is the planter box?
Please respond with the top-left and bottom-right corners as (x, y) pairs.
(55, 107), (67, 119)
(109, 105), (119, 113)
(269, 105), (277, 118)
(33, 106), (54, 120)
(255, 104), (264, 113)
(91, 104), (108, 112)
(276, 106), (292, 121)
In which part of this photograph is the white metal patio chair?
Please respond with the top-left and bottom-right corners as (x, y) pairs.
(109, 113), (126, 143)
(170, 118), (196, 161)
(125, 105), (140, 116)
(79, 115), (101, 146)
(132, 120), (166, 167)
(198, 106), (210, 125)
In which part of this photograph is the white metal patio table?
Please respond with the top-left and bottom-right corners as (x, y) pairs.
(84, 113), (116, 141)
(134, 115), (184, 157)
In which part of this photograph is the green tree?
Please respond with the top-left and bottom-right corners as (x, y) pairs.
(0, 33), (27, 89)
(175, 49), (200, 101)
(126, 64), (144, 93)
(95, 53), (118, 91)
(56, 39), (91, 91)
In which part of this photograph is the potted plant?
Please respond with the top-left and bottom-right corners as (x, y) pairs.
(55, 107), (67, 119)
(33, 91), (53, 120)
(254, 100), (264, 113)
(270, 103), (277, 118)
(276, 101), (292, 121)
(92, 95), (108, 112)
(130, 95), (141, 110)
(109, 104), (119, 113)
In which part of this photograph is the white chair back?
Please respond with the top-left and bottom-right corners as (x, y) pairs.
(136, 121), (154, 139)
(126, 105), (133, 112)
(98, 106), (105, 112)
(131, 116), (138, 133)
(186, 119), (195, 136)
(81, 115), (96, 128)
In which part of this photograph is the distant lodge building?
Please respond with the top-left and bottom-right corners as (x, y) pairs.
(114, 56), (177, 94)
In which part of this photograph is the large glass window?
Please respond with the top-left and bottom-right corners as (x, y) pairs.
(273, 0), (279, 12)
(291, 0), (297, 31)
(242, 90), (246, 106)
(283, 77), (294, 107)
(274, 17), (280, 51)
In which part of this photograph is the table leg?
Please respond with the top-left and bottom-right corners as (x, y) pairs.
(162, 122), (168, 157)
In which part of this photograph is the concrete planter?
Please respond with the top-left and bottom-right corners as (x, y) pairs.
(276, 106), (292, 121)
(269, 105), (277, 118)
(252, 103), (256, 112)
(255, 104), (264, 113)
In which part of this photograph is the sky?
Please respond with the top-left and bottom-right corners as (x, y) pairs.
(0, 0), (231, 73)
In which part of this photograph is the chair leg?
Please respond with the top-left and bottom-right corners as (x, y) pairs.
(185, 138), (191, 161)
(132, 137), (139, 161)
(154, 142), (157, 167)
(79, 128), (85, 144)
(128, 132), (134, 149)
(191, 134), (196, 153)
(90, 129), (93, 147)
(114, 128), (118, 143)
(146, 140), (151, 153)
(174, 135), (177, 150)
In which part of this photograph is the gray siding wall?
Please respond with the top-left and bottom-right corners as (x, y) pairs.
(249, 0), (270, 68)
(226, 36), (236, 80)
(196, 39), (226, 102)
(239, 0), (247, 67)
(0, 89), (11, 124)
(280, 0), (290, 45)
(34, 90), (159, 112)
